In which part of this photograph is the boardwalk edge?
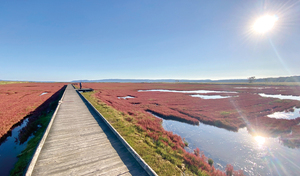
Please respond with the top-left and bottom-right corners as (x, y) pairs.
(77, 90), (158, 176)
(25, 85), (68, 176)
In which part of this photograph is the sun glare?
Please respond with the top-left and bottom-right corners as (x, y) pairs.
(253, 15), (278, 33)
(254, 136), (266, 146)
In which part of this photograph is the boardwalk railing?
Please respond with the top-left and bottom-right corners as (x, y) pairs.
(26, 85), (68, 176)
(25, 84), (157, 176)
(77, 90), (158, 176)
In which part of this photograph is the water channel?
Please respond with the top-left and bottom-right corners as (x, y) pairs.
(138, 89), (238, 94)
(152, 113), (300, 176)
(140, 89), (300, 175)
(0, 119), (33, 176)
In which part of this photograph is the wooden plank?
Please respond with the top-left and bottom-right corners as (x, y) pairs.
(29, 84), (149, 176)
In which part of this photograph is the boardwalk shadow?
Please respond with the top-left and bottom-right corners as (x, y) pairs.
(77, 92), (149, 176)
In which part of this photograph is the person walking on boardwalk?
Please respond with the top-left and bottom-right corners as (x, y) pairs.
(79, 82), (82, 89)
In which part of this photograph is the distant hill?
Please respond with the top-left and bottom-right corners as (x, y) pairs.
(72, 76), (300, 83)
(254, 76), (300, 82)
(73, 79), (214, 83)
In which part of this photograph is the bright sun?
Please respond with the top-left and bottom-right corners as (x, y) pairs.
(253, 15), (278, 33)
(254, 136), (266, 146)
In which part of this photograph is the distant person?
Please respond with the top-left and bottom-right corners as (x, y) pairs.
(80, 82), (82, 89)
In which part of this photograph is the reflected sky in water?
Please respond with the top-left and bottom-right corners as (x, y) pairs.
(267, 107), (300, 120)
(259, 93), (300, 101)
(138, 89), (238, 94)
(39, 92), (48, 96)
(0, 119), (32, 176)
(191, 94), (238, 99)
(117, 96), (135, 99)
(152, 113), (300, 176)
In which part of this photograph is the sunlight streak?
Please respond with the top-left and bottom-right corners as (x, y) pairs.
(277, 151), (300, 170)
(275, 153), (292, 176)
(268, 149), (281, 176)
(228, 97), (250, 126)
(268, 38), (294, 77)
(270, 160), (281, 176)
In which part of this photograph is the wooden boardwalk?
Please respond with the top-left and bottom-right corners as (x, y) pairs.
(27, 84), (149, 176)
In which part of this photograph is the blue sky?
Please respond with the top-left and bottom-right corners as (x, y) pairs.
(1, 0), (300, 81)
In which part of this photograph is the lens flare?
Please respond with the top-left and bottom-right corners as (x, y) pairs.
(255, 136), (266, 145)
(253, 15), (278, 33)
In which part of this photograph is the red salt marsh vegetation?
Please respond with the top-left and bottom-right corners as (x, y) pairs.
(0, 82), (66, 141)
(79, 83), (299, 174)
(83, 90), (237, 175)
(83, 83), (300, 166)
(81, 83), (300, 175)
(83, 83), (300, 135)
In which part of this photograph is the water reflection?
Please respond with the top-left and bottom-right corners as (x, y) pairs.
(267, 107), (300, 119)
(117, 96), (135, 99)
(191, 94), (238, 99)
(0, 119), (33, 176)
(259, 93), (300, 101)
(254, 136), (266, 147)
(39, 92), (48, 96)
(151, 113), (300, 176)
(138, 89), (238, 94)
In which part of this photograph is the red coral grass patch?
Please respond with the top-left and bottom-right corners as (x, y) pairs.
(0, 83), (65, 139)
(83, 82), (300, 174)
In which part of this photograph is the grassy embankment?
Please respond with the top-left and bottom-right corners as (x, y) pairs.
(10, 112), (53, 175)
(0, 81), (27, 85)
(82, 91), (206, 176)
(9, 87), (65, 175)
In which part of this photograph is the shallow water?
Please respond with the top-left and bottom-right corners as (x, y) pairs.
(259, 93), (300, 101)
(138, 89), (238, 94)
(190, 94), (238, 99)
(40, 92), (48, 96)
(0, 119), (33, 176)
(267, 107), (300, 119)
(151, 114), (300, 176)
(118, 96), (135, 99)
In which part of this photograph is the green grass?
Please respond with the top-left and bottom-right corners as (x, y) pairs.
(220, 111), (231, 116)
(208, 159), (213, 167)
(184, 140), (189, 147)
(0, 81), (27, 85)
(82, 91), (199, 176)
